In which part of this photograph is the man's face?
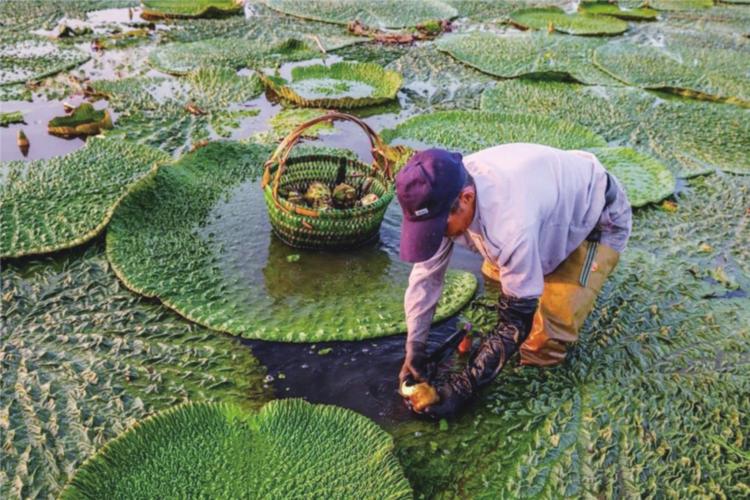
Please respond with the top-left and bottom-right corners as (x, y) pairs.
(445, 186), (476, 238)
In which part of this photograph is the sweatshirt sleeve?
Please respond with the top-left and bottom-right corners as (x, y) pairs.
(498, 230), (544, 299)
(404, 237), (454, 346)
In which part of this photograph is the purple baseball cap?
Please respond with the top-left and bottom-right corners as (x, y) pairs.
(396, 148), (466, 263)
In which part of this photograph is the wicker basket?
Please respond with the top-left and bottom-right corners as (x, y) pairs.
(261, 112), (398, 250)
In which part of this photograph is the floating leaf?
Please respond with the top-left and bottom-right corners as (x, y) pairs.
(1, 136), (169, 258)
(259, 108), (335, 143)
(47, 102), (113, 138)
(578, 1), (658, 21)
(385, 45), (495, 109)
(141, 0), (242, 19)
(510, 7), (629, 35)
(265, 0), (458, 29)
(437, 31), (621, 85)
(0, 36), (89, 85)
(106, 141), (477, 342)
(480, 79), (750, 176)
(480, 79), (652, 141)
(60, 400), (411, 499)
(638, 0), (714, 11)
(259, 61), (402, 108)
(92, 67), (263, 153)
(585, 147), (675, 207)
(148, 37), (319, 76)
(640, 98), (750, 176)
(1, 247), (269, 499)
(593, 39), (750, 106)
(381, 110), (606, 154)
(0, 110), (24, 126)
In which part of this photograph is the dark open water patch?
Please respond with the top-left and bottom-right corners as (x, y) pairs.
(244, 316), (465, 426)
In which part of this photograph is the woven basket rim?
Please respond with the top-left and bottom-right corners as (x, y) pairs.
(263, 154), (394, 218)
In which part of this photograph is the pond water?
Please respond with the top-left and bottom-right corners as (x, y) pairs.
(0, 97), (110, 161)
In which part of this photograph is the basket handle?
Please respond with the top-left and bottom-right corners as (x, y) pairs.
(261, 112), (396, 217)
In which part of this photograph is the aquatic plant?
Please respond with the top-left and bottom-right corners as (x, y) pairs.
(0, 83), (32, 102)
(0, 110), (24, 126)
(593, 39), (750, 106)
(385, 45), (495, 109)
(0, 247), (269, 499)
(381, 110), (607, 154)
(259, 62), (402, 108)
(159, 1), (362, 50)
(47, 102), (113, 138)
(148, 37), (319, 76)
(0, 36), (89, 85)
(634, 0), (714, 10)
(394, 174), (750, 498)
(0, 136), (169, 258)
(92, 66), (264, 153)
(106, 141), (477, 341)
(265, 0), (458, 29)
(141, 0), (242, 20)
(577, 1), (658, 20)
(263, 108), (335, 142)
(436, 31), (621, 85)
(480, 79), (750, 176)
(585, 147), (675, 207)
(509, 7), (629, 35)
(60, 400), (411, 499)
(0, 0), (136, 33)
(660, 5), (750, 38)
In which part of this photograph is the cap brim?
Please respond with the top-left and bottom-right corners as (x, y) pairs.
(399, 210), (449, 263)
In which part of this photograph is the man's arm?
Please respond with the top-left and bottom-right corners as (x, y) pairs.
(401, 237), (454, 382)
(424, 232), (542, 417)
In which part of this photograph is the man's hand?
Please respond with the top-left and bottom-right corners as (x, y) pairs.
(399, 341), (433, 384)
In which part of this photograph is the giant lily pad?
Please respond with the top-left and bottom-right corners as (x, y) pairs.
(578, 1), (658, 20)
(585, 147), (675, 207)
(0, 36), (89, 85)
(141, 0), (242, 19)
(60, 400), (411, 499)
(380, 110), (606, 154)
(159, 2), (363, 48)
(106, 141), (477, 342)
(1, 247), (269, 499)
(264, 0), (458, 29)
(593, 40), (750, 106)
(259, 62), (402, 108)
(148, 37), (319, 75)
(642, 0), (714, 10)
(0, 136), (169, 258)
(480, 79), (750, 177)
(436, 31), (622, 85)
(479, 79), (653, 142)
(641, 99), (750, 176)
(509, 7), (629, 35)
(385, 45), (495, 109)
(92, 67), (264, 153)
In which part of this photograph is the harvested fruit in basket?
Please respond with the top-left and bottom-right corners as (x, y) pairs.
(286, 190), (304, 205)
(285, 181), (380, 210)
(304, 182), (333, 209)
(360, 193), (379, 207)
(333, 183), (357, 208)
